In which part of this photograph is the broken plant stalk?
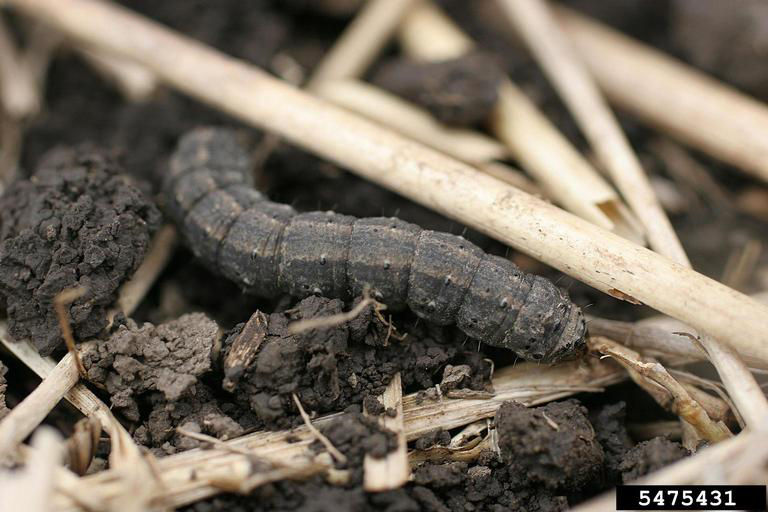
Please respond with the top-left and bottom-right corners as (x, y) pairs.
(363, 373), (409, 492)
(497, 0), (688, 265)
(313, 79), (508, 165)
(0, 352), (78, 461)
(0, 14), (40, 118)
(11, 0), (768, 422)
(589, 336), (731, 444)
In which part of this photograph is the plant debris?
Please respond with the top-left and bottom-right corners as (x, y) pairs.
(0, 146), (160, 354)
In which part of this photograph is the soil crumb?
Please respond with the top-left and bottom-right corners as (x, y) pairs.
(0, 146), (160, 354)
(590, 402), (633, 485)
(619, 437), (688, 482)
(81, 313), (218, 422)
(496, 400), (605, 491)
(223, 295), (492, 430)
(0, 361), (8, 420)
(316, 412), (399, 479)
(372, 53), (505, 126)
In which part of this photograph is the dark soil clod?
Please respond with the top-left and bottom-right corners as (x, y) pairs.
(81, 312), (219, 421)
(0, 146), (160, 354)
(619, 437), (689, 483)
(496, 400), (605, 491)
(372, 53), (505, 127)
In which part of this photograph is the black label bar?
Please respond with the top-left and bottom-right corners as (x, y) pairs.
(616, 485), (767, 510)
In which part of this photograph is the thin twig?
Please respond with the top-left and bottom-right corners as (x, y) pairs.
(497, 0), (688, 264)
(110, 224), (177, 323)
(176, 428), (254, 458)
(0, 13), (40, 118)
(314, 78), (508, 164)
(292, 393), (347, 465)
(11, 0), (768, 382)
(288, 294), (381, 335)
(78, 45), (158, 101)
(53, 286), (88, 377)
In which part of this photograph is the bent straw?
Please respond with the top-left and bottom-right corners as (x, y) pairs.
(9, 0), (768, 409)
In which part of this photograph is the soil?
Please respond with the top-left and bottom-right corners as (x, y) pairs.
(589, 402), (634, 485)
(81, 313), (219, 422)
(671, 0), (768, 101)
(0, 0), (761, 510)
(372, 53), (505, 127)
(0, 146), (160, 354)
(222, 295), (493, 431)
(619, 437), (689, 483)
(496, 400), (604, 492)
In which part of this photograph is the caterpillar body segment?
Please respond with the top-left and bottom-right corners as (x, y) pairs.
(164, 128), (586, 363)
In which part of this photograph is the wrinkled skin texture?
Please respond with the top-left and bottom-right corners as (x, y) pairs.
(166, 128), (586, 363)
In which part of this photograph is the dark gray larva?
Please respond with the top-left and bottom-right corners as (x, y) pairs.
(164, 128), (586, 363)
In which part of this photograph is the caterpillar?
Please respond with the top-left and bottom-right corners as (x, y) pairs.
(164, 128), (586, 363)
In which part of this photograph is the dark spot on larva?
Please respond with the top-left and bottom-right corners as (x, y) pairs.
(500, 298), (508, 308)
(427, 300), (436, 312)
(320, 254), (327, 265)
(444, 275), (452, 285)
(383, 260), (391, 270)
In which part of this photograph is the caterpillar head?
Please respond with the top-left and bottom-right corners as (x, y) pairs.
(543, 302), (587, 364)
(498, 277), (587, 364)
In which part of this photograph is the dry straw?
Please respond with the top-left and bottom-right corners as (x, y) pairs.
(496, 0), (688, 264)
(557, 6), (768, 184)
(398, 1), (640, 239)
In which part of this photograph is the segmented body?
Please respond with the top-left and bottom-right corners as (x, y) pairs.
(164, 128), (586, 362)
